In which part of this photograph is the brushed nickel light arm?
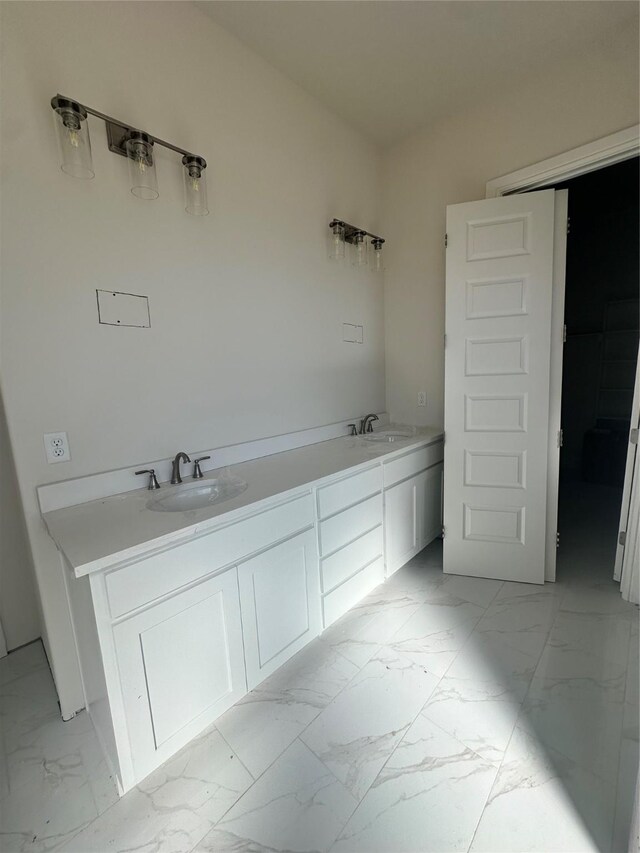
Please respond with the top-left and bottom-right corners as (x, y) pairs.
(53, 94), (201, 160)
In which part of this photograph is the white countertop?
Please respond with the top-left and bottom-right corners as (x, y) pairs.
(43, 427), (443, 577)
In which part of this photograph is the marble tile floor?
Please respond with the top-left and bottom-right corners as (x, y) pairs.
(1, 533), (637, 852)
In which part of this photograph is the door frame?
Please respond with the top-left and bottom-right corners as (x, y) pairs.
(617, 358), (640, 594)
(485, 125), (639, 199)
(544, 190), (568, 582)
(485, 125), (640, 582)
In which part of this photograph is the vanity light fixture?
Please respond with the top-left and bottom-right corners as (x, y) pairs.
(51, 97), (94, 179)
(51, 94), (208, 214)
(328, 220), (346, 261)
(328, 219), (385, 272)
(125, 131), (158, 200)
(352, 230), (368, 268)
(182, 155), (209, 216)
(370, 237), (385, 273)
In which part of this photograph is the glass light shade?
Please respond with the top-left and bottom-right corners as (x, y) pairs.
(352, 231), (368, 267)
(182, 155), (209, 216)
(51, 97), (94, 179)
(124, 132), (158, 200)
(370, 239), (384, 273)
(328, 221), (346, 261)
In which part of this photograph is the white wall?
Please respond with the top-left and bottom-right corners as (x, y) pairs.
(382, 30), (639, 428)
(0, 1), (384, 715)
(0, 388), (41, 651)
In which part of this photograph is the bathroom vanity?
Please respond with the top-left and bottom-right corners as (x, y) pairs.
(42, 428), (443, 794)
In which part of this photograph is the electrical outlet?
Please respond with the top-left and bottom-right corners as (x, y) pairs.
(417, 391), (427, 407)
(44, 432), (70, 464)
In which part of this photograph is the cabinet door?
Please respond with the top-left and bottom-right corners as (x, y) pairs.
(385, 476), (419, 576)
(418, 462), (444, 548)
(113, 569), (246, 783)
(238, 529), (320, 689)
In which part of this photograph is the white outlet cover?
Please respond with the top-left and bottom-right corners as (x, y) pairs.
(44, 432), (71, 464)
(417, 391), (427, 407)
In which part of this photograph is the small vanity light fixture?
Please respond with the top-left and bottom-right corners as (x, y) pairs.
(50, 94), (208, 214)
(328, 219), (385, 272)
(352, 230), (368, 268)
(182, 155), (209, 216)
(125, 131), (158, 200)
(51, 96), (94, 179)
(370, 237), (385, 273)
(328, 220), (346, 261)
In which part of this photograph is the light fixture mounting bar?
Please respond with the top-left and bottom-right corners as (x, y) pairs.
(329, 218), (385, 245)
(55, 94), (198, 159)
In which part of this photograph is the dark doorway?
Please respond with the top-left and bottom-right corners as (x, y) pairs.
(553, 157), (639, 582)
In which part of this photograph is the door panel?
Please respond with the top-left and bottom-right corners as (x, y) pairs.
(444, 190), (556, 583)
(113, 568), (246, 781)
(238, 529), (320, 689)
(385, 476), (418, 576)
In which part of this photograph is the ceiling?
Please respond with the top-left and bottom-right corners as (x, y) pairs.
(196, 1), (637, 148)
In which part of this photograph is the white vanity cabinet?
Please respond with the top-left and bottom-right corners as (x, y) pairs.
(383, 444), (444, 576)
(238, 528), (321, 689)
(112, 567), (246, 783)
(70, 492), (318, 793)
(52, 432), (445, 796)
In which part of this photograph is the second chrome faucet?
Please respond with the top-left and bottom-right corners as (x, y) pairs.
(171, 452), (191, 484)
(359, 413), (379, 434)
(171, 451), (212, 484)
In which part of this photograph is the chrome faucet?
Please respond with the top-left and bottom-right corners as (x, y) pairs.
(359, 414), (379, 434)
(171, 451), (191, 485)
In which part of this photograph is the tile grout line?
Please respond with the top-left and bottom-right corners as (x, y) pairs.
(464, 594), (562, 853)
(393, 574), (508, 697)
(213, 726), (258, 786)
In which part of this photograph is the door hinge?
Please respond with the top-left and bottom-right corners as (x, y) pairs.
(441, 525), (445, 539)
(567, 216), (571, 235)
(619, 530), (627, 546)
(557, 429), (564, 448)
(556, 531), (560, 548)
(445, 233), (448, 248)
(630, 428), (639, 445)
(563, 324), (567, 343)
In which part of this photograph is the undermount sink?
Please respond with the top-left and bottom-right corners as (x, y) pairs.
(147, 475), (248, 513)
(363, 428), (414, 443)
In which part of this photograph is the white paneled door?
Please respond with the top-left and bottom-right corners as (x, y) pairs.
(444, 190), (559, 584)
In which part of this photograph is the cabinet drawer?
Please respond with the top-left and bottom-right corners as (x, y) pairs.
(383, 441), (444, 488)
(319, 493), (383, 556)
(106, 493), (314, 619)
(322, 557), (384, 628)
(321, 526), (383, 593)
(317, 466), (382, 519)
